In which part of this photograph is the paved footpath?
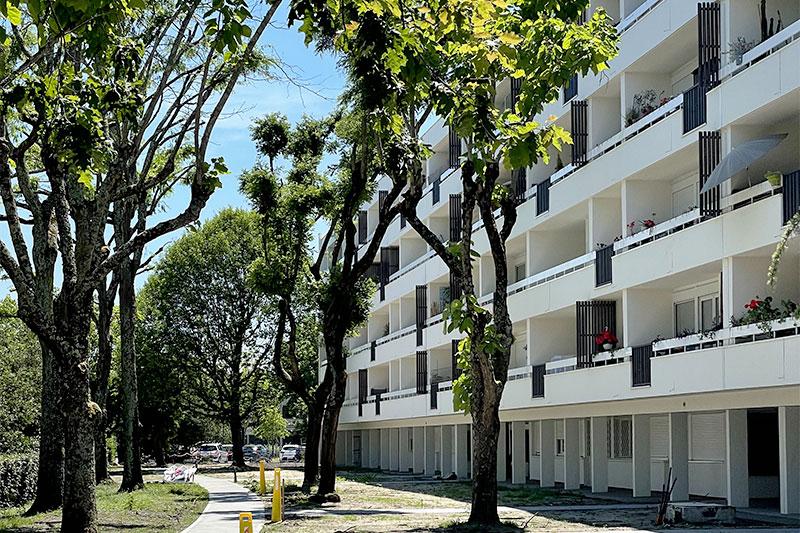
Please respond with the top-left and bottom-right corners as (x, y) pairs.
(181, 474), (266, 533)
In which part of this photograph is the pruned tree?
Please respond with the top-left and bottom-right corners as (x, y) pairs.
(140, 209), (273, 468)
(243, 112), (338, 490)
(0, 0), (279, 527)
(290, 0), (617, 522)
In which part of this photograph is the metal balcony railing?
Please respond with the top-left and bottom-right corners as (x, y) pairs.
(682, 83), (706, 133)
(631, 345), (653, 387)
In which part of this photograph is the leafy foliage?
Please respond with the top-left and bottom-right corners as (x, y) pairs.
(0, 298), (40, 453)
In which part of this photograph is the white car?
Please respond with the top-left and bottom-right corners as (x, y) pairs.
(280, 444), (303, 462)
(196, 443), (225, 463)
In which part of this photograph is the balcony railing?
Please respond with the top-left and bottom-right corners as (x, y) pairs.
(653, 318), (800, 355)
(718, 18), (800, 81)
(617, 0), (662, 34)
(614, 208), (700, 253)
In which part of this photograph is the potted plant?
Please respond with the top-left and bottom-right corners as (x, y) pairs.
(765, 170), (782, 187)
(595, 327), (618, 352)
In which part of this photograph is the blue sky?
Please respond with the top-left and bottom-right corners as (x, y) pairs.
(0, 4), (344, 297)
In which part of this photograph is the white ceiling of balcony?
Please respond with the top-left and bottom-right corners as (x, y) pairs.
(628, 20), (697, 75)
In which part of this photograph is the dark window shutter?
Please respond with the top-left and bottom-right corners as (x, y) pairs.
(449, 272), (461, 304)
(699, 131), (721, 218)
(782, 170), (800, 224)
(379, 246), (400, 301)
(513, 168), (526, 201)
(448, 126), (461, 168)
(531, 364), (545, 398)
(416, 285), (427, 346)
(451, 339), (461, 379)
(370, 340), (376, 361)
(536, 178), (551, 215)
(682, 83), (707, 133)
(400, 213), (406, 228)
(576, 300), (617, 368)
(416, 351), (428, 394)
(432, 176), (441, 205)
(563, 74), (578, 103)
(510, 77), (522, 107)
(449, 194), (462, 242)
(358, 368), (368, 416)
(430, 380), (439, 409)
(631, 345), (653, 387)
(571, 100), (588, 166)
(595, 244), (614, 287)
(358, 210), (368, 244)
(698, 2), (720, 90)
(375, 391), (381, 415)
(378, 190), (388, 211)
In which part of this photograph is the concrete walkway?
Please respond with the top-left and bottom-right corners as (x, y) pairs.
(181, 474), (266, 533)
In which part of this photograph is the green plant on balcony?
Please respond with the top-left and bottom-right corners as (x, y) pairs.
(765, 170), (782, 187)
(728, 36), (756, 65)
(730, 296), (799, 332)
(624, 90), (670, 127)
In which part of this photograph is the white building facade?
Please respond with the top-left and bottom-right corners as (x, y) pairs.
(329, 0), (800, 515)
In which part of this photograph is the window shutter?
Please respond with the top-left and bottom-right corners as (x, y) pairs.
(575, 300), (617, 368)
(697, 2), (720, 89)
(690, 412), (725, 461)
(358, 210), (368, 244)
(416, 351), (428, 394)
(448, 126), (461, 168)
(451, 339), (461, 379)
(570, 100), (588, 166)
(416, 285), (427, 346)
(699, 131), (721, 217)
(449, 194), (462, 242)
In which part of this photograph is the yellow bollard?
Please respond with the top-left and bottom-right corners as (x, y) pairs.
(271, 468), (282, 522)
(258, 459), (266, 496)
(239, 512), (254, 533)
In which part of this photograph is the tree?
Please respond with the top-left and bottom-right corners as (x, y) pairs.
(140, 209), (273, 468)
(0, 297), (41, 453)
(256, 404), (289, 445)
(291, 0), (617, 522)
(243, 112), (337, 490)
(0, 0), (277, 527)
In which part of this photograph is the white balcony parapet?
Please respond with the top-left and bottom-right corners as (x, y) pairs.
(508, 250), (596, 295)
(549, 162), (575, 186)
(719, 18), (800, 81)
(719, 180), (776, 212)
(614, 208), (700, 253)
(390, 249), (436, 282)
(507, 365), (531, 380)
(621, 94), (682, 139)
(375, 323), (416, 347)
(653, 317), (800, 354)
(380, 386), (418, 402)
(545, 356), (577, 374)
(617, 0), (663, 34)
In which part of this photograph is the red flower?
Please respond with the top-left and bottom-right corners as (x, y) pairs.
(745, 299), (761, 310)
(642, 219), (655, 228)
(594, 328), (618, 346)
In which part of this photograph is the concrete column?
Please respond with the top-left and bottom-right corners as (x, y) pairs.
(632, 414), (651, 497)
(590, 416), (608, 493)
(726, 409), (749, 507)
(778, 406), (800, 514)
(539, 420), (555, 487)
(441, 425), (454, 476)
(511, 421), (527, 484)
(380, 428), (390, 470)
(563, 418), (581, 490)
(360, 430), (370, 468)
(413, 427), (425, 474)
(399, 427), (413, 472)
(344, 430), (353, 466)
(335, 430), (346, 466)
(389, 428), (400, 471)
(425, 426), (437, 475)
(497, 422), (507, 482)
(369, 429), (381, 469)
(668, 412), (689, 501)
(454, 424), (470, 478)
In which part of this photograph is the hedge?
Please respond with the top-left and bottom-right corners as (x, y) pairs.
(0, 454), (37, 508)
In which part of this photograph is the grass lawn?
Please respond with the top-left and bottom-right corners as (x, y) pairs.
(0, 482), (208, 532)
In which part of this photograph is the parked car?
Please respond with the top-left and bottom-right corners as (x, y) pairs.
(195, 443), (225, 463)
(220, 444), (233, 462)
(242, 444), (264, 462)
(280, 444), (303, 462)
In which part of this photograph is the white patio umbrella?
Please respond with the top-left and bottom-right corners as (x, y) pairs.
(700, 133), (788, 194)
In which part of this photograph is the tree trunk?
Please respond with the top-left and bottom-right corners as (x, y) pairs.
(118, 258), (144, 492)
(60, 339), (98, 532)
(230, 411), (246, 468)
(468, 382), (501, 524)
(93, 286), (114, 484)
(317, 368), (346, 495)
(302, 402), (324, 491)
(27, 342), (64, 514)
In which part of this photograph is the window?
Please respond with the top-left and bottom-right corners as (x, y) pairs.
(556, 438), (565, 456)
(515, 263), (526, 283)
(672, 182), (697, 216)
(606, 417), (632, 459)
(700, 295), (720, 331)
(675, 300), (696, 336)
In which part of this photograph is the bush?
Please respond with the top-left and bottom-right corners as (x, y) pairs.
(0, 455), (37, 509)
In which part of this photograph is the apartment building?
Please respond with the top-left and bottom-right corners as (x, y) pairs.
(328, 0), (800, 515)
